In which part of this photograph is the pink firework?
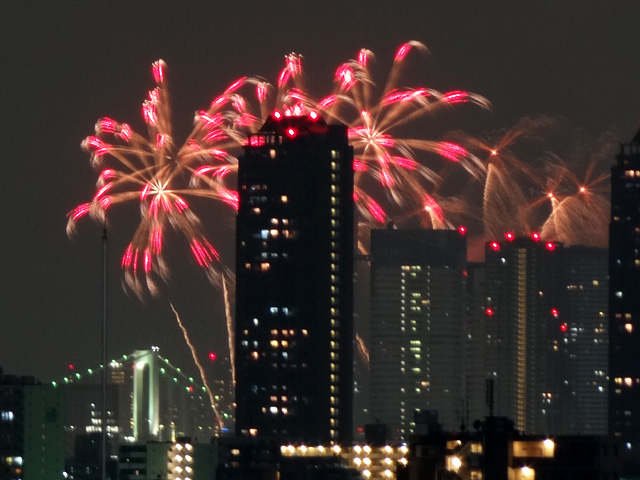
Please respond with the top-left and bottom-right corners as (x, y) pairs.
(66, 60), (253, 295)
(220, 42), (490, 235)
(315, 41), (491, 229)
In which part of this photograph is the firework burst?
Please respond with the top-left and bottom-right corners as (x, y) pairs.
(205, 42), (491, 249)
(316, 41), (491, 230)
(452, 117), (611, 246)
(66, 60), (253, 295)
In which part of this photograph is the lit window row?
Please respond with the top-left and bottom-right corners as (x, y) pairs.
(614, 377), (639, 387)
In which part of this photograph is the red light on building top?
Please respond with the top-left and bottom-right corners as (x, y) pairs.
(505, 232), (514, 241)
(490, 241), (500, 251)
(209, 352), (217, 362)
(560, 323), (568, 333)
(546, 242), (555, 251)
(68, 364), (74, 370)
(458, 225), (466, 235)
(286, 128), (297, 137)
(485, 307), (494, 316)
(551, 308), (559, 317)
(273, 111), (282, 119)
(532, 232), (541, 241)
(309, 111), (319, 120)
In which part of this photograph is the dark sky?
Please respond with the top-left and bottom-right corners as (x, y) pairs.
(1, 1), (639, 382)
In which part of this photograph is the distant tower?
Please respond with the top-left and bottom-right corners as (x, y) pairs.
(369, 227), (467, 440)
(564, 246), (608, 434)
(132, 349), (160, 440)
(483, 235), (567, 434)
(234, 112), (354, 444)
(469, 239), (608, 435)
(609, 130), (640, 450)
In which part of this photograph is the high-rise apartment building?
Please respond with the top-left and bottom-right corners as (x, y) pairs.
(609, 130), (640, 451)
(234, 113), (354, 444)
(564, 246), (608, 434)
(483, 236), (567, 434)
(0, 369), (64, 480)
(369, 228), (466, 440)
(479, 237), (609, 435)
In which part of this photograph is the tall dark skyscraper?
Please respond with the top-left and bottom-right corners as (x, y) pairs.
(609, 131), (640, 451)
(234, 112), (354, 444)
(469, 238), (608, 435)
(369, 228), (467, 440)
(483, 235), (567, 434)
(564, 246), (608, 435)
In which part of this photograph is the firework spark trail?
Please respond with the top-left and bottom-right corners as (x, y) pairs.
(181, 43), (491, 238)
(315, 41), (491, 230)
(67, 59), (251, 296)
(218, 42), (491, 245)
(222, 275), (236, 387)
(170, 302), (223, 431)
(448, 118), (612, 245)
(538, 156), (610, 246)
(68, 60), (253, 433)
(355, 333), (370, 370)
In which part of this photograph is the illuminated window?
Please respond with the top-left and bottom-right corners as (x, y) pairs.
(1, 411), (14, 422)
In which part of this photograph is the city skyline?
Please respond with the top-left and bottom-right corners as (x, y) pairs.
(1, 1), (640, 382)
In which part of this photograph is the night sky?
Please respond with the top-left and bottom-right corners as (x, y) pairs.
(1, 1), (639, 383)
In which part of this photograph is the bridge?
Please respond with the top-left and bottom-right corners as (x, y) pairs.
(52, 348), (233, 443)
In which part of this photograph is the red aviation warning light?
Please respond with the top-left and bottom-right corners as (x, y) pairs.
(551, 308), (559, 317)
(458, 225), (466, 235)
(309, 111), (319, 120)
(490, 241), (500, 251)
(485, 307), (494, 316)
(546, 242), (556, 251)
(273, 111), (282, 120)
(286, 128), (297, 137)
(208, 352), (217, 362)
(532, 232), (541, 241)
(560, 323), (568, 333)
(505, 232), (514, 241)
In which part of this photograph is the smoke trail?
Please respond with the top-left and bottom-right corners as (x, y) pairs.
(169, 301), (223, 431)
(222, 276), (236, 387)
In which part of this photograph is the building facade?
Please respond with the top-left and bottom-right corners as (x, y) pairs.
(235, 113), (354, 444)
(369, 228), (467, 440)
(483, 236), (568, 434)
(609, 130), (640, 453)
(479, 237), (609, 435)
(564, 246), (608, 434)
(0, 369), (64, 480)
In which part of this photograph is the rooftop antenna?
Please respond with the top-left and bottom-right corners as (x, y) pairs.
(486, 378), (495, 417)
(101, 224), (108, 480)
